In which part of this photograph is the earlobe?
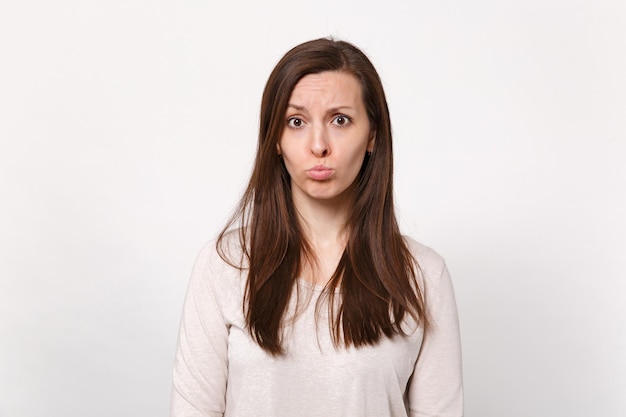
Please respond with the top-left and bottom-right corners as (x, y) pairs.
(276, 143), (282, 155)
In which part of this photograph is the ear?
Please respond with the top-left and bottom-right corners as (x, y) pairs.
(276, 143), (282, 155)
(367, 130), (376, 153)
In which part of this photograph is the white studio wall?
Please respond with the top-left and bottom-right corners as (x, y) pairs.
(1, 1), (624, 416)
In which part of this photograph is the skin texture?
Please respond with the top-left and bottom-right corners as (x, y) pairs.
(278, 70), (375, 214)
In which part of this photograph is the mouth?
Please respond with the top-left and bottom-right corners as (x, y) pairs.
(307, 165), (334, 180)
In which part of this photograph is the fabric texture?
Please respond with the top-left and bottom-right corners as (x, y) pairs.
(170, 235), (463, 417)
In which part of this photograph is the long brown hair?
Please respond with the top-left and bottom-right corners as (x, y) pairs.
(218, 38), (428, 355)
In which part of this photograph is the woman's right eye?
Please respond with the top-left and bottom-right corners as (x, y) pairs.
(287, 117), (304, 128)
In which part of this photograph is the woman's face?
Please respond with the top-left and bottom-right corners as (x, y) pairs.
(278, 71), (374, 209)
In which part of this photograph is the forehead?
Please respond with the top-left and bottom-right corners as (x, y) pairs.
(289, 71), (364, 106)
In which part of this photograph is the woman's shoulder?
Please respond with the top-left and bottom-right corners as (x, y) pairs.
(402, 236), (458, 313)
(191, 229), (247, 286)
(194, 228), (243, 260)
(402, 235), (448, 280)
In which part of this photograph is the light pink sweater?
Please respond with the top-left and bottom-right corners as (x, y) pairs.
(170, 236), (463, 417)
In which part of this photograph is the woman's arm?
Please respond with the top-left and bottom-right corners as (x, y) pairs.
(408, 261), (464, 417)
(170, 244), (229, 417)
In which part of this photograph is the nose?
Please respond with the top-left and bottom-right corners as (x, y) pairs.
(310, 126), (330, 157)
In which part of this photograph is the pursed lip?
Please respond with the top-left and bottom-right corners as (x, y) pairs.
(306, 165), (333, 180)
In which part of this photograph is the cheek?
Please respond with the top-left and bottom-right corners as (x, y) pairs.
(346, 145), (369, 168)
(277, 137), (297, 160)
(280, 153), (298, 178)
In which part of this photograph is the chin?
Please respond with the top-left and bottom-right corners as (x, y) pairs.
(307, 188), (353, 203)
(293, 181), (355, 204)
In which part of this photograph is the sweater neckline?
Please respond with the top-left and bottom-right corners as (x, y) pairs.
(296, 278), (341, 293)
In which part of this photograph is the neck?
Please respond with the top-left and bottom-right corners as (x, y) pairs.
(291, 191), (354, 286)
(293, 195), (352, 248)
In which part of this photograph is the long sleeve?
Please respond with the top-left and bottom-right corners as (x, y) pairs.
(170, 243), (229, 417)
(408, 260), (464, 417)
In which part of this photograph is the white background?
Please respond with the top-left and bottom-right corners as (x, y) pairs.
(1, 1), (624, 416)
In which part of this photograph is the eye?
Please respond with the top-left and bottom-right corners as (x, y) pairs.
(287, 117), (305, 128)
(332, 115), (351, 127)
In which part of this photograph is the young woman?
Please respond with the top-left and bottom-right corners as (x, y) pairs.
(171, 38), (463, 417)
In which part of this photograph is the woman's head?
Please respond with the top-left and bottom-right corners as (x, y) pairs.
(252, 38), (394, 212)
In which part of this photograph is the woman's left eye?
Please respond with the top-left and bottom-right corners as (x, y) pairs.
(331, 115), (351, 127)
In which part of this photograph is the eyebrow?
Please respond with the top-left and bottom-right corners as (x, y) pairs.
(287, 103), (355, 113)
